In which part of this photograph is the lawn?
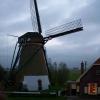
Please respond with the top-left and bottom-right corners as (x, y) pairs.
(8, 96), (66, 100)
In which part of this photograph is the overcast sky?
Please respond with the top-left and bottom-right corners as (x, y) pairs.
(0, 0), (100, 68)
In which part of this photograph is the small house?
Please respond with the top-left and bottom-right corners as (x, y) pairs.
(76, 58), (100, 95)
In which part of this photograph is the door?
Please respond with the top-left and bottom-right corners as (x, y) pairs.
(38, 79), (42, 91)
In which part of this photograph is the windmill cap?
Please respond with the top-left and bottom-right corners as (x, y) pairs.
(19, 32), (43, 38)
(18, 32), (44, 43)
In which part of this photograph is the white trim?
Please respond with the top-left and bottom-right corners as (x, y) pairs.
(98, 87), (100, 94)
(84, 87), (87, 94)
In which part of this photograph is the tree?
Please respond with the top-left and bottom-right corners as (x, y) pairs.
(57, 62), (69, 86)
(48, 59), (69, 87)
(0, 64), (8, 91)
(48, 59), (58, 86)
(0, 64), (6, 81)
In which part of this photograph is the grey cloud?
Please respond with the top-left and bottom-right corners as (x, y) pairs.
(0, 0), (100, 68)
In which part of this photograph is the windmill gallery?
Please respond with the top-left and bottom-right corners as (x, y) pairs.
(1, 0), (83, 91)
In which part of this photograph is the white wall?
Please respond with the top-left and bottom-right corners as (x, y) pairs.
(23, 75), (50, 91)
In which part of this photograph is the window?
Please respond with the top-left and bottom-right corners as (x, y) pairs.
(88, 83), (97, 95)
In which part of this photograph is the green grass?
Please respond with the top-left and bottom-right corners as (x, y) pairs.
(68, 70), (80, 81)
(8, 96), (66, 100)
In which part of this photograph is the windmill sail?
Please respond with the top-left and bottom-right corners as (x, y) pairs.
(45, 19), (83, 39)
(30, 0), (42, 33)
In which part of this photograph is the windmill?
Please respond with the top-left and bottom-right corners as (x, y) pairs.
(8, 0), (83, 91)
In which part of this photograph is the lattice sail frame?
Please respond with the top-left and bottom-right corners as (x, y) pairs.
(30, 0), (39, 32)
(45, 19), (83, 36)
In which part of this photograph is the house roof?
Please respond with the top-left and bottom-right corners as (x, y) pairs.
(76, 57), (100, 82)
(93, 58), (100, 65)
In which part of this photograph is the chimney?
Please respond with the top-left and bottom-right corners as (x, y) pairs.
(81, 61), (84, 74)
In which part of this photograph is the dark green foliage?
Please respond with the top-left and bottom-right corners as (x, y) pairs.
(47, 58), (81, 90)
(0, 64), (6, 81)
(48, 59), (69, 87)
(57, 62), (69, 86)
